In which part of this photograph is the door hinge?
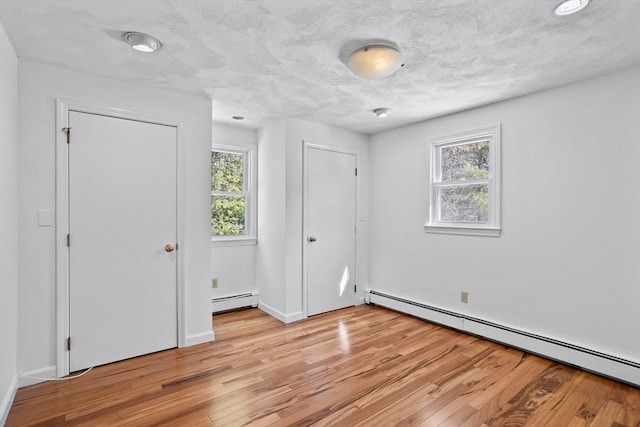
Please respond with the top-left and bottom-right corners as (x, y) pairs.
(62, 127), (71, 144)
(66, 233), (70, 247)
(66, 337), (71, 351)
(354, 284), (357, 293)
(355, 168), (358, 176)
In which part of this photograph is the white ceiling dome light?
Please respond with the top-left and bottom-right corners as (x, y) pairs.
(373, 108), (392, 118)
(347, 45), (404, 79)
(554, 0), (590, 16)
(123, 32), (162, 53)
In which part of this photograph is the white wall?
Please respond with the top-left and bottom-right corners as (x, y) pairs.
(17, 59), (213, 381)
(256, 118), (370, 321)
(0, 22), (18, 424)
(369, 66), (640, 365)
(256, 120), (287, 316)
(211, 122), (258, 300)
(284, 119), (370, 316)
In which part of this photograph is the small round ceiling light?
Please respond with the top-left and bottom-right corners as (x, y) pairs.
(373, 108), (392, 119)
(347, 45), (404, 79)
(553, 0), (590, 16)
(123, 32), (162, 53)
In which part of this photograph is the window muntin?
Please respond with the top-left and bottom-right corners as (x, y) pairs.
(211, 146), (256, 242)
(426, 125), (501, 236)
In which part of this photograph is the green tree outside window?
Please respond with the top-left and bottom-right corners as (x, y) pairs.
(211, 150), (247, 236)
(439, 141), (489, 222)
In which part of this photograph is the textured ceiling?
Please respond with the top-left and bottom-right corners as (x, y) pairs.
(0, 0), (639, 134)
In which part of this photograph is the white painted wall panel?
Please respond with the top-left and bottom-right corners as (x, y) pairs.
(284, 118), (370, 317)
(211, 245), (257, 300)
(369, 66), (640, 365)
(0, 22), (18, 423)
(17, 59), (213, 380)
(256, 118), (369, 322)
(211, 123), (258, 301)
(256, 120), (287, 317)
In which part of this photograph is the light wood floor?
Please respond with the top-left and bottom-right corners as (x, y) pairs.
(6, 305), (640, 426)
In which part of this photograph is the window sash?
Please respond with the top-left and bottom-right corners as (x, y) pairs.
(211, 145), (256, 242)
(211, 150), (248, 192)
(211, 190), (249, 197)
(434, 138), (491, 183)
(211, 193), (248, 236)
(426, 124), (501, 236)
(433, 181), (491, 224)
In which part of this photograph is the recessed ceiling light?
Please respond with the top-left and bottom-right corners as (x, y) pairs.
(553, 0), (590, 16)
(347, 45), (404, 79)
(373, 108), (392, 118)
(123, 32), (162, 53)
(232, 116), (244, 120)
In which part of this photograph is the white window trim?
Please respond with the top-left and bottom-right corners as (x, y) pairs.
(425, 124), (501, 237)
(211, 143), (257, 246)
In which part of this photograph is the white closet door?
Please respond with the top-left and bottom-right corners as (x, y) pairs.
(306, 147), (357, 316)
(68, 111), (178, 372)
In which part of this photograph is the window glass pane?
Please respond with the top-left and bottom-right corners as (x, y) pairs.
(440, 141), (489, 182)
(438, 184), (489, 223)
(211, 195), (246, 236)
(211, 151), (244, 192)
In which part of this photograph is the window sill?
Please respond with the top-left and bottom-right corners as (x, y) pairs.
(211, 238), (258, 247)
(424, 224), (501, 237)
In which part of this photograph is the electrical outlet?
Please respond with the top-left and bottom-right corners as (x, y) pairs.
(212, 278), (218, 288)
(460, 291), (468, 303)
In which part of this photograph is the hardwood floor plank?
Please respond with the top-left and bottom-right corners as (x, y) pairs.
(616, 392), (640, 426)
(483, 363), (575, 425)
(6, 305), (639, 426)
(458, 355), (552, 426)
(574, 375), (619, 425)
(521, 370), (596, 426)
(588, 400), (623, 427)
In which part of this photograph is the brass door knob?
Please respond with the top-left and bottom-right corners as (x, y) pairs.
(307, 236), (317, 243)
(165, 244), (175, 252)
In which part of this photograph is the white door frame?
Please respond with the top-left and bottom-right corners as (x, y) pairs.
(302, 141), (358, 318)
(55, 98), (186, 377)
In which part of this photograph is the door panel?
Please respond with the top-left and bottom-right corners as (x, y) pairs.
(306, 147), (356, 316)
(69, 111), (177, 372)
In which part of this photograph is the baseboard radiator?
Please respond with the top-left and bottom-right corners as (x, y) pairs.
(366, 290), (640, 387)
(212, 292), (258, 313)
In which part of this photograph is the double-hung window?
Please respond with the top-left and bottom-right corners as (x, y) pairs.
(211, 144), (257, 245)
(425, 124), (501, 236)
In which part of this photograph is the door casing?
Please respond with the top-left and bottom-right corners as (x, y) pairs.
(55, 98), (186, 377)
(302, 141), (358, 318)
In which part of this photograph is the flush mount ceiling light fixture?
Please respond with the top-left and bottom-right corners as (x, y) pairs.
(373, 108), (392, 118)
(553, 0), (590, 16)
(347, 45), (404, 79)
(123, 32), (162, 53)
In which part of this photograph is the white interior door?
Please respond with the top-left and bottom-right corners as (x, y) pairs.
(68, 111), (178, 372)
(306, 146), (357, 316)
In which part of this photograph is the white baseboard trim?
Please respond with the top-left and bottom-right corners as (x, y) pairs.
(258, 301), (287, 323)
(19, 365), (56, 387)
(367, 290), (640, 387)
(258, 301), (305, 324)
(212, 292), (258, 313)
(184, 331), (215, 347)
(285, 311), (305, 323)
(0, 375), (18, 426)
